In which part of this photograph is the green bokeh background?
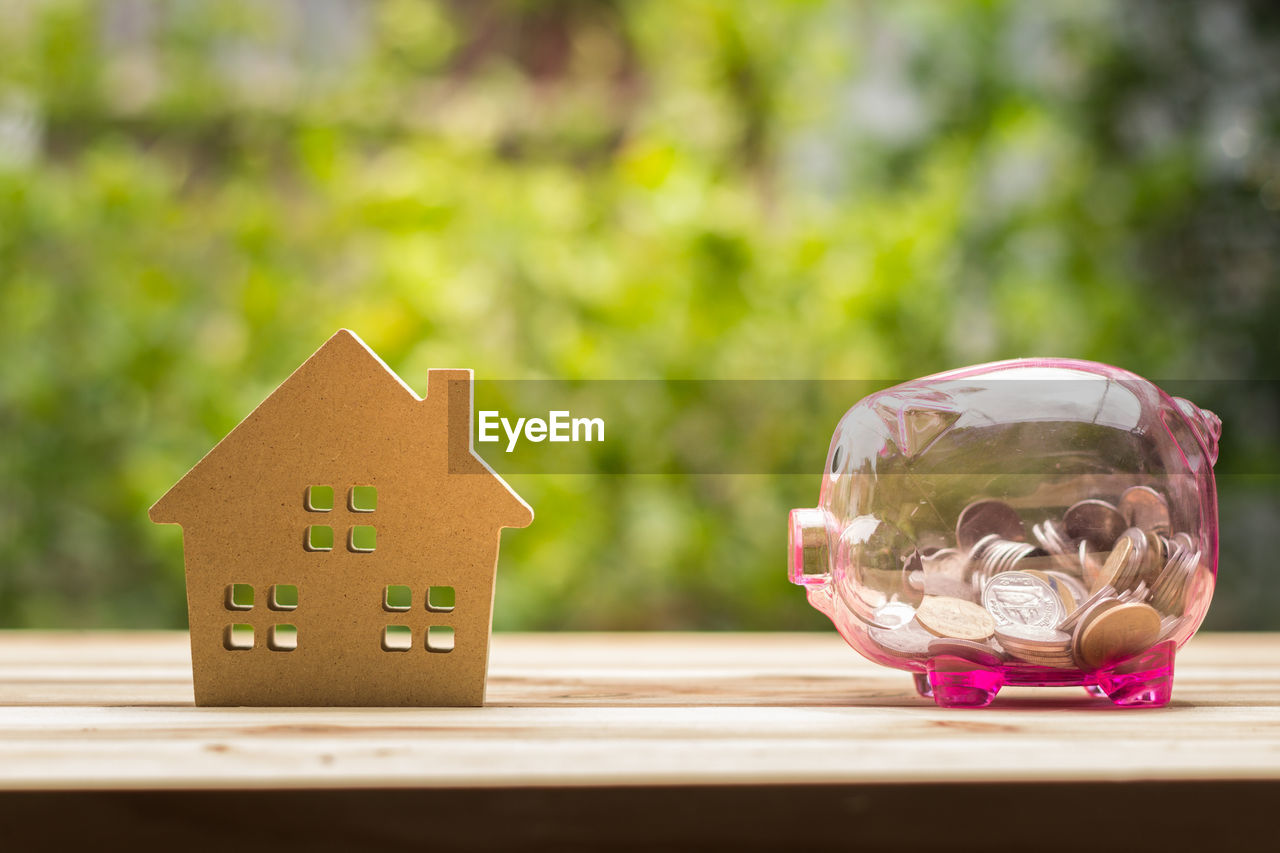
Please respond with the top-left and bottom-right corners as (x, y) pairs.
(1, 0), (1278, 630)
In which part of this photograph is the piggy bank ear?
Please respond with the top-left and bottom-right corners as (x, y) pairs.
(1172, 397), (1222, 466)
(873, 389), (960, 458)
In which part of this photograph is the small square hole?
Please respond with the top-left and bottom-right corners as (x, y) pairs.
(426, 626), (455, 653)
(349, 525), (376, 552)
(306, 525), (333, 551)
(427, 586), (455, 612)
(224, 624), (254, 650)
(225, 584), (254, 611)
(382, 625), (412, 652)
(270, 584), (298, 611)
(306, 486), (333, 512)
(350, 485), (377, 512)
(384, 585), (412, 612)
(269, 624), (297, 651)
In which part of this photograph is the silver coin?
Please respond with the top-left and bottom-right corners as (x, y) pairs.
(1118, 486), (1171, 534)
(981, 570), (1065, 630)
(956, 499), (1025, 551)
(868, 620), (932, 657)
(870, 600), (917, 629)
(922, 546), (968, 597)
(927, 637), (1004, 667)
(1063, 499), (1126, 551)
(995, 623), (1071, 645)
(1032, 519), (1080, 574)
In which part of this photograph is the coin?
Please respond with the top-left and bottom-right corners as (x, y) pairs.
(1091, 528), (1147, 593)
(1069, 596), (1125, 664)
(966, 535), (1039, 597)
(915, 595), (997, 641)
(1058, 584), (1117, 632)
(956, 499), (1025, 551)
(1152, 540), (1199, 615)
(868, 620), (933, 657)
(994, 624), (1075, 667)
(982, 571), (1065, 629)
(1032, 519), (1079, 573)
(871, 600), (917, 629)
(1045, 570), (1087, 612)
(1063, 499), (1126, 551)
(1077, 602), (1161, 667)
(1079, 539), (1105, 588)
(927, 637), (1004, 667)
(1119, 486), (1171, 534)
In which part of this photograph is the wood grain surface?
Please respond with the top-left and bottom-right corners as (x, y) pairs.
(1, 631), (1277, 850)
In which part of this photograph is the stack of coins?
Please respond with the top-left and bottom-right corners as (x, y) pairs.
(994, 624), (1076, 668)
(1073, 600), (1162, 668)
(864, 486), (1205, 671)
(966, 535), (1042, 594)
(1090, 528), (1148, 593)
(1152, 533), (1199, 615)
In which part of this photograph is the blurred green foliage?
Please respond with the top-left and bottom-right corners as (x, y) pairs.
(1, 0), (1278, 629)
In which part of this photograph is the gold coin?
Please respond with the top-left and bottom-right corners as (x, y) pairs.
(1091, 536), (1129, 592)
(1078, 602), (1161, 668)
(1142, 529), (1166, 585)
(1119, 486), (1171, 534)
(1025, 570), (1077, 615)
(915, 595), (997, 641)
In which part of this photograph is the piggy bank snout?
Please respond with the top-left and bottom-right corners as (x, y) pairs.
(788, 508), (832, 587)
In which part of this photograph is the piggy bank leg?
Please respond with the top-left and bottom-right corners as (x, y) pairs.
(1095, 641), (1176, 708)
(924, 657), (1004, 708)
(912, 672), (934, 699)
(1083, 684), (1107, 698)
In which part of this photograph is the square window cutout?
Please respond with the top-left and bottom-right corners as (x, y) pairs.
(350, 486), (377, 512)
(269, 624), (297, 651)
(306, 486), (334, 512)
(349, 525), (376, 552)
(426, 626), (455, 653)
(427, 586), (455, 613)
(225, 584), (254, 611)
(382, 625), (412, 652)
(384, 585), (412, 612)
(224, 624), (254, 650)
(306, 525), (334, 551)
(270, 584), (298, 611)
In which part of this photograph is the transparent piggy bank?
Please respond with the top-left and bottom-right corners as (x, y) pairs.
(788, 359), (1220, 708)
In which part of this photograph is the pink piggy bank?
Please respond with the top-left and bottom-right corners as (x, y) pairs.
(788, 358), (1220, 707)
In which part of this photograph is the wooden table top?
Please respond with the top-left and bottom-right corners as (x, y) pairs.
(1, 631), (1278, 850)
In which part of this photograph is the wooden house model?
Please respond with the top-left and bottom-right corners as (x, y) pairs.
(150, 330), (532, 706)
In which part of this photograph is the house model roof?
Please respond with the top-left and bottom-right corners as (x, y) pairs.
(150, 329), (532, 530)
